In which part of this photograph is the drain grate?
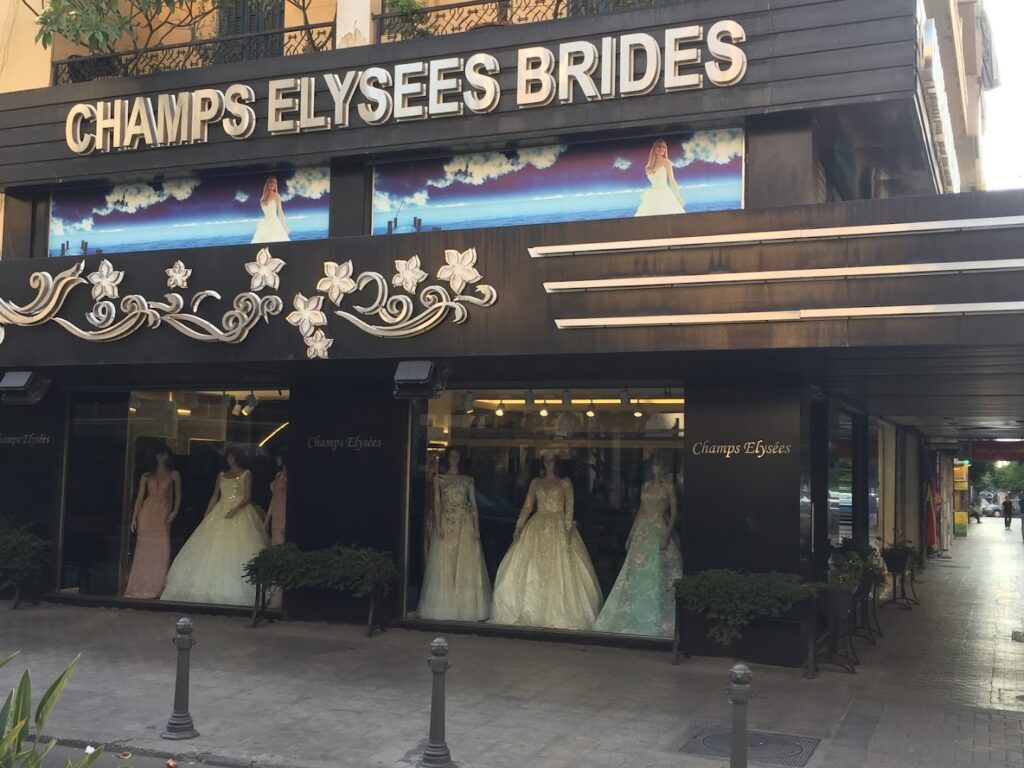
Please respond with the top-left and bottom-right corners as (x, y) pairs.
(681, 725), (820, 767)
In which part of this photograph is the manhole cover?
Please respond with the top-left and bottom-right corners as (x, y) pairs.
(681, 725), (820, 767)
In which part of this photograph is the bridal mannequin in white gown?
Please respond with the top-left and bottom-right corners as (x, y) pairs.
(418, 449), (491, 621)
(251, 175), (290, 243)
(491, 450), (602, 630)
(161, 451), (269, 605)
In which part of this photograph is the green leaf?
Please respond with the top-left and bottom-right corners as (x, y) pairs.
(0, 652), (19, 671)
(35, 654), (80, 730)
(0, 719), (27, 756)
(1, 689), (14, 736)
(12, 669), (31, 751)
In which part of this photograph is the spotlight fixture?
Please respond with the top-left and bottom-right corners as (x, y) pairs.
(495, 401), (505, 417)
(585, 401), (596, 418)
(231, 399), (242, 417)
(620, 389), (630, 407)
(633, 406), (644, 419)
(525, 389), (536, 406)
(128, 394), (142, 414)
(539, 406), (550, 418)
(241, 392), (258, 416)
(561, 389), (572, 407)
(221, 392), (232, 409)
(184, 392), (200, 409)
(463, 390), (476, 414)
(176, 408), (192, 417)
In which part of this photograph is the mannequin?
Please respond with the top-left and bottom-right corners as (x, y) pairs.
(491, 449), (602, 630)
(418, 448), (491, 621)
(265, 453), (287, 546)
(124, 445), (181, 599)
(594, 459), (682, 637)
(161, 448), (270, 605)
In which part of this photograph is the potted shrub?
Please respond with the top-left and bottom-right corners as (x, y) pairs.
(674, 570), (815, 666)
(0, 519), (48, 609)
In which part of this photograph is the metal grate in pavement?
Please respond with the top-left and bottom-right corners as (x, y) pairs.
(681, 725), (820, 766)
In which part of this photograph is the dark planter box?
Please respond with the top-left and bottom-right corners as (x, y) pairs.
(676, 599), (814, 668)
(882, 549), (911, 574)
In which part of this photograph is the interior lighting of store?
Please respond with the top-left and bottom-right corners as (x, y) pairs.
(176, 408), (192, 416)
(241, 392), (258, 416)
(495, 401), (505, 417)
(539, 406), (550, 417)
(259, 421), (290, 447)
(474, 398), (685, 406)
(586, 401), (596, 418)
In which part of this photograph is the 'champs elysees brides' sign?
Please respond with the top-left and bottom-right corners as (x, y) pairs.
(64, 21), (747, 156)
(691, 440), (794, 459)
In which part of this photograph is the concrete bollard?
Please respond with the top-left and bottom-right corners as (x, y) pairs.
(728, 663), (752, 768)
(420, 637), (453, 768)
(161, 617), (199, 740)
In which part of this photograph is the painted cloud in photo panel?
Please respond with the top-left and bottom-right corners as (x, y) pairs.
(49, 166), (330, 258)
(372, 130), (743, 235)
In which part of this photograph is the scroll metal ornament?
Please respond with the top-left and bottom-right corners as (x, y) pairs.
(0, 249), (284, 346)
(288, 248), (498, 359)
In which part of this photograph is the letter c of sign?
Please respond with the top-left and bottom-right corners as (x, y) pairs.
(66, 104), (97, 155)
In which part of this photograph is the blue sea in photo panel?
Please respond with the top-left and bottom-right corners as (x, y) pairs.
(371, 129), (744, 236)
(49, 167), (330, 257)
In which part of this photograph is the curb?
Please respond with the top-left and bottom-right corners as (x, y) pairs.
(43, 735), (305, 768)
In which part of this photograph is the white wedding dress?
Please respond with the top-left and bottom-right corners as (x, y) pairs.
(251, 200), (290, 243)
(635, 166), (686, 216)
(161, 471), (269, 605)
(491, 479), (603, 630)
(418, 474), (491, 621)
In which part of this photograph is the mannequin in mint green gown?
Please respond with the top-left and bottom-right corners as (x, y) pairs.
(594, 462), (682, 637)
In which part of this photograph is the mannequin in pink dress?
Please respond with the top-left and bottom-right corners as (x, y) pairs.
(264, 454), (287, 546)
(125, 446), (181, 598)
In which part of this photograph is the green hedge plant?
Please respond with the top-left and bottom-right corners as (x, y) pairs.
(674, 570), (815, 646)
(0, 521), (48, 609)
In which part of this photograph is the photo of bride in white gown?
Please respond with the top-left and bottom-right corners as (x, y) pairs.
(251, 175), (291, 243)
(161, 449), (270, 606)
(491, 449), (602, 630)
(635, 138), (686, 217)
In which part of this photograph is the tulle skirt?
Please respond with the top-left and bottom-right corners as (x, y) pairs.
(251, 216), (290, 243)
(635, 186), (685, 217)
(418, 516), (491, 621)
(491, 512), (602, 630)
(161, 502), (269, 606)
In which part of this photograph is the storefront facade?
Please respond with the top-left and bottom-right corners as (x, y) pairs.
(0, 0), (1011, 656)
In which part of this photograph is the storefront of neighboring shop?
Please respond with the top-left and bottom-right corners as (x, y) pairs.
(1, 0), (1021, 662)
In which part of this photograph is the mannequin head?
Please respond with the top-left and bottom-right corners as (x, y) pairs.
(441, 447), (465, 474)
(650, 456), (671, 482)
(539, 448), (559, 478)
(224, 448), (243, 470)
(151, 444), (173, 471)
(275, 450), (287, 470)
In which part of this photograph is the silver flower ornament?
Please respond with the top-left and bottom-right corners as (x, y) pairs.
(437, 248), (482, 294)
(317, 261), (357, 305)
(392, 256), (427, 294)
(304, 329), (333, 359)
(286, 293), (327, 337)
(165, 260), (192, 290)
(245, 248), (285, 292)
(87, 260), (124, 301)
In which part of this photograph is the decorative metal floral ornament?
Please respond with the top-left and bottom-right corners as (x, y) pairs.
(288, 248), (497, 355)
(0, 252), (285, 346)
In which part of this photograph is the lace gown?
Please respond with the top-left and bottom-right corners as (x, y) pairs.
(161, 471), (270, 606)
(251, 200), (290, 243)
(124, 472), (174, 599)
(418, 474), (491, 621)
(491, 479), (603, 630)
(593, 480), (683, 637)
(635, 166), (686, 216)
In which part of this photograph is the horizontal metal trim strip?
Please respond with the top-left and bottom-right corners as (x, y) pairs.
(543, 257), (1024, 293)
(554, 301), (1024, 329)
(529, 215), (1024, 259)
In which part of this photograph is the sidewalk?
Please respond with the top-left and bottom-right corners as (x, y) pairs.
(3, 520), (1024, 768)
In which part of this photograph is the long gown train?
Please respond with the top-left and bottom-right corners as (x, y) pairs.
(161, 471), (269, 606)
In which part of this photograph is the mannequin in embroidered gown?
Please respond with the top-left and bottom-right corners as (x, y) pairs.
(124, 446), (181, 599)
(594, 461), (682, 637)
(491, 449), (603, 630)
(161, 449), (270, 605)
(635, 138), (686, 217)
(251, 175), (290, 243)
(418, 449), (491, 621)
(264, 454), (287, 546)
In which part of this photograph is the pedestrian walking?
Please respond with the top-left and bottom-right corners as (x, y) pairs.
(1004, 496), (1014, 529)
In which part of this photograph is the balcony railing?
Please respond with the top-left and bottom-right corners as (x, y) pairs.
(375, 0), (667, 43)
(52, 22), (335, 85)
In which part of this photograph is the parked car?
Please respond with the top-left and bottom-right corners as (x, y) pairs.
(980, 500), (1001, 516)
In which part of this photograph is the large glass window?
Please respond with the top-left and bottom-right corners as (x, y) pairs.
(407, 388), (685, 638)
(61, 389), (289, 605)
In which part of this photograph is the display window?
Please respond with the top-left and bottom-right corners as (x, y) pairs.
(407, 388), (685, 638)
(61, 389), (289, 606)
